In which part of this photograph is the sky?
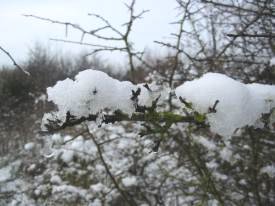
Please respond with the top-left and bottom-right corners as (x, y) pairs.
(0, 0), (179, 67)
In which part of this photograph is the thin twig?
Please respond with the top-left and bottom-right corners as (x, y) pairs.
(0, 46), (30, 76)
(86, 126), (138, 206)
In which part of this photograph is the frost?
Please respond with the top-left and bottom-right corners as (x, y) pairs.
(175, 73), (275, 137)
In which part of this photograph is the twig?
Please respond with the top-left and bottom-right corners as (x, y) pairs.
(86, 126), (138, 206)
(0, 46), (30, 76)
(42, 112), (200, 134)
(227, 33), (275, 38)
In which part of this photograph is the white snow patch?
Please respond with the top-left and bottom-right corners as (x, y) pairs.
(24, 142), (35, 151)
(261, 164), (275, 178)
(50, 175), (62, 184)
(90, 182), (108, 193)
(61, 150), (74, 163)
(122, 176), (137, 187)
(270, 57), (275, 66)
(0, 161), (21, 182)
(52, 133), (63, 145)
(0, 165), (12, 182)
(194, 136), (216, 151)
(220, 147), (233, 162)
(35, 94), (47, 104)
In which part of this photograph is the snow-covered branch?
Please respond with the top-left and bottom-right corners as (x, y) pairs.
(42, 69), (275, 137)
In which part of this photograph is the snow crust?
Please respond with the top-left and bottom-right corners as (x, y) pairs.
(175, 73), (275, 137)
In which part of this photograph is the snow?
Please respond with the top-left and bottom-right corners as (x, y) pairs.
(46, 69), (136, 121)
(0, 165), (12, 182)
(194, 136), (216, 151)
(51, 133), (63, 145)
(24, 142), (35, 151)
(34, 94), (47, 104)
(122, 176), (137, 187)
(175, 73), (275, 137)
(0, 160), (21, 182)
(42, 70), (274, 136)
(270, 57), (275, 66)
(260, 164), (275, 178)
(90, 183), (108, 193)
(50, 175), (62, 184)
(61, 150), (74, 163)
(138, 82), (168, 107)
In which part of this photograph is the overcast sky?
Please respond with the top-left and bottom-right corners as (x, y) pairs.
(0, 0), (180, 67)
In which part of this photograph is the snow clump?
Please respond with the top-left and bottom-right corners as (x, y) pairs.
(175, 73), (275, 137)
(47, 69), (136, 117)
(42, 69), (165, 129)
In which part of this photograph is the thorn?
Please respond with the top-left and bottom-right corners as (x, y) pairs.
(131, 88), (141, 101)
(143, 83), (152, 92)
(179, 97), (192, 109)
(93, 88), (98, 95)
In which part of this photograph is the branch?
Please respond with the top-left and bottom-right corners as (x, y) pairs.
(0, 46), (30, 76)
(216, 0), (270, 59)
(201, 0), (275, 17)
(227, 33), (275, 38)
(42, 112), (201, 134)
(23, 14), (121, 41)
(50, 38), (127, 55)
(24, 1), (149, 83)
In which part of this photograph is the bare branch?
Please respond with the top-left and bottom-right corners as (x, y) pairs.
(0, 46), (30, 76)
(227, 33), (275, 38)
(201, 0), (275, 17)
(23, 14), (121, 41)
(42, 112), (200, 134)
(88, 13), (123, 37)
